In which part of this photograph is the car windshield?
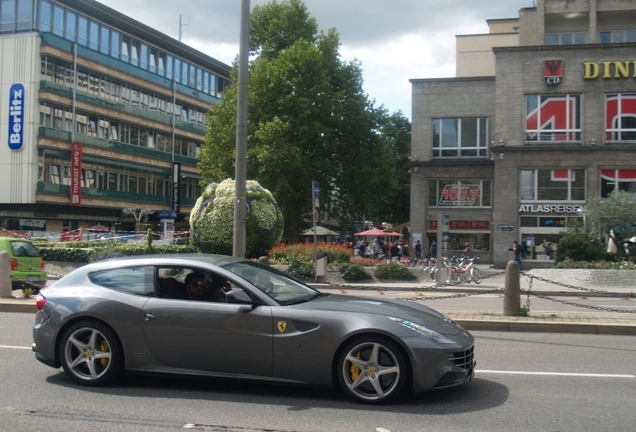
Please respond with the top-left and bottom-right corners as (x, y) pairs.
(222, 261), (319, 306)
(10, 241), (40, 257)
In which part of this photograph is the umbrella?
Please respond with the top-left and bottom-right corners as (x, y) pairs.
(301, 226), (340, 236)
(383, 231), (403, 237)
(354, 228), (388, 236)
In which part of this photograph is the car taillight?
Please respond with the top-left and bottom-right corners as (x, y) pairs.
(35, 295), (46, 311)
(10, 258), (18, 271)
(40, 259), (45, 270)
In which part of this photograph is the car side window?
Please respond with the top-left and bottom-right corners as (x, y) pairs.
(157, 267), (235, 302)
(89, 266), (154, 296)
(10, 241), (40, 257)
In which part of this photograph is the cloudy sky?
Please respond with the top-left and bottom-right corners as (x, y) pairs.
(97, 0), (533, 119)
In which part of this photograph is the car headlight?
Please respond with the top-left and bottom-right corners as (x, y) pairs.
(388, 316), (456, 345)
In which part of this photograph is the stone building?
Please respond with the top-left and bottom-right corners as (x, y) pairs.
(410, 0), (636, 268)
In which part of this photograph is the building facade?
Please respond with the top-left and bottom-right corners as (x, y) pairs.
(0, 0), (230, 239)
(410, 0), (636, 268)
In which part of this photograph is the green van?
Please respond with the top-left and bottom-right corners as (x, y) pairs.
(0, 238), (47, 291)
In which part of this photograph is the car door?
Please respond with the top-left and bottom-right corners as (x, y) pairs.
(141, 287), (274, 377)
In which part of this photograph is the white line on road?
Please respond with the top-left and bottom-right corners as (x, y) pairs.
(0, 345), (30, 350)
(477, 369), (635, 378)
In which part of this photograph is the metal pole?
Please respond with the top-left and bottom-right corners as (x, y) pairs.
(313, 181), (317, 281)
(233, 0), (249, 258)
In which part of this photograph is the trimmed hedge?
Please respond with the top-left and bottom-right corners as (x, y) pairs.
(374, 262), (417, 281)
(39, 242), (200, 263)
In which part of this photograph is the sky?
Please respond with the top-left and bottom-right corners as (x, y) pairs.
(97, 0), (533, 120)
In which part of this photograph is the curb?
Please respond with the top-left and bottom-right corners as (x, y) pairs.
(454, 319), (636, 335)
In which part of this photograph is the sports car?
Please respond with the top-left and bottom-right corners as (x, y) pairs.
(32, 254), (475, 404)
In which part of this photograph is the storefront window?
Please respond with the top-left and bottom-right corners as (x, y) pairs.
(428, 180), (492, 207)
(600, 169), (636, 197)
(520, 169), (585, 201)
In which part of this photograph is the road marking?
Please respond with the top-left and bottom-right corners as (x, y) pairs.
(0, 345), (30, 350)
(477, 369), (635, 378)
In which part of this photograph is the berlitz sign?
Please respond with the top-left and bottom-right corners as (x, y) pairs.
(8, 83), (25, 151)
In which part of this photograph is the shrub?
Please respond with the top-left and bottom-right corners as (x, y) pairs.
(555, 224), (607, 264)
(374, 263), (417, 280)
(287, 255), (315, 278)
(190, 179), (283, 258)
(268, 243), (351, 265)
(340, 263), (371, 281)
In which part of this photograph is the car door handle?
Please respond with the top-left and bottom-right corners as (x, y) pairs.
(145, 313), (156, 321)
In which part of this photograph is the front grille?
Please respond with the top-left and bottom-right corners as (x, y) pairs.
(448, 346), (474, 370)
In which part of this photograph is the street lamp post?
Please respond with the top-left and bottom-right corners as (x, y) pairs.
(122, 207), (155, 240)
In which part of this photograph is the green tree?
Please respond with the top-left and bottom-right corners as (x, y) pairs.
(199, 0), (399, 242)
(554, 221), (606, 264)
(585, 190), (636, 261)
(367, 109), (411, 225)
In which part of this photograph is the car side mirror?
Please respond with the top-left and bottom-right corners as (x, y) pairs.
(226, 289), (254, 306)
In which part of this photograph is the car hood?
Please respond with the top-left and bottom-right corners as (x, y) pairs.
(294, 293), (464, 336)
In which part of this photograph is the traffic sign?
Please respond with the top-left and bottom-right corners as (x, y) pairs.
(313, 210), (320, 222)
(313, 181), (320, 199)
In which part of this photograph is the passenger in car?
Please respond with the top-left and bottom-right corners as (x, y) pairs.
(159, 277), (186, 299)
(202, 275), (229, 302)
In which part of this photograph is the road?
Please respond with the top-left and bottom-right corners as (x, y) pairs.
(1, 312), (635, 431)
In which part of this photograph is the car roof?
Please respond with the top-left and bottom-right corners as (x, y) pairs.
(84, 254), (250, 270)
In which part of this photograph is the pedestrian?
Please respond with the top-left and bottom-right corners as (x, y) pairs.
(512, 240), (523, 271)
(463, 243), (471, 257)
(414, 240), (422, 263)
(372, 239), (380, 260)
(390, 242), (400, 262)
(428, 239), (437, 258)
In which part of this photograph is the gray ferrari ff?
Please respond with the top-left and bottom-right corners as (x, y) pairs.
(32, 255), (475, 404)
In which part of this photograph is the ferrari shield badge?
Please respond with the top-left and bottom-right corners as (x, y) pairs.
(277, 321), (287, 333)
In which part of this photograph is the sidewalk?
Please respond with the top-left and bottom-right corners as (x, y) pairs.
(2, 267), (635, 335)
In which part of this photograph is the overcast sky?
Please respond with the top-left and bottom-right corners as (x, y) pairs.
(97, 0), (533, 119)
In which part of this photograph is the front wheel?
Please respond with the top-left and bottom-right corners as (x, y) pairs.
(337, 336), (409, 404)
(470, 268), (483, 284)
(59, 321), (123, 386)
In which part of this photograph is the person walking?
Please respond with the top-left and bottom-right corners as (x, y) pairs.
(512, 240), (524, 271)
(414, 240), (422, 264)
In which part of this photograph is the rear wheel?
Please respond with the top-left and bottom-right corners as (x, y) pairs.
(470, 268), (483, 284)
(337, 336), (409, 404)
(59, 321), (122, 386)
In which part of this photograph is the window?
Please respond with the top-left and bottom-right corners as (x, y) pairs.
(600, 169), (636, 197)
(100, 26), (110, 55)
(121, 36), (130, 62)
(140, 43), (148, 69)
(546, 32), (586, 45)
(525, 94), (581, 142)
(89, 20), (99, 50)
(82, 169), (96, 188)
(600, 30), (636, 43)
(149, 48), (157, 73)
(65, 10), (76, 41)
(110, 30), (120, 59)
(16, 0), (31, 31)
(39, 0), (51, 32)
(606, 94), (636, 141)
(89, 266), (154, 296)
(131, 40), (139, 66)
(432, 118), (488, 157)
(77, 16), (88, 46)
(1, 0), (16, 32)
(427, 180), (492, 207)
(52, 4), (63, 36)
(520, 169), (585, 201)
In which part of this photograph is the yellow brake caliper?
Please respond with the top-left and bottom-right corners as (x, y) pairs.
(349, 351), (361, 380)
(100, 340), (110, 367)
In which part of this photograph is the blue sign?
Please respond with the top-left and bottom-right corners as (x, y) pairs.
(313, 181), (320, 199)
(157, 210), (177, 220)
(8, 83), (25, 151)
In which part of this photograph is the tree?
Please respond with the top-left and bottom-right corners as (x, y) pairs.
(199, 0), (401, 242)
(585, 190), (636, 261)
(554, 221), (606, 264)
